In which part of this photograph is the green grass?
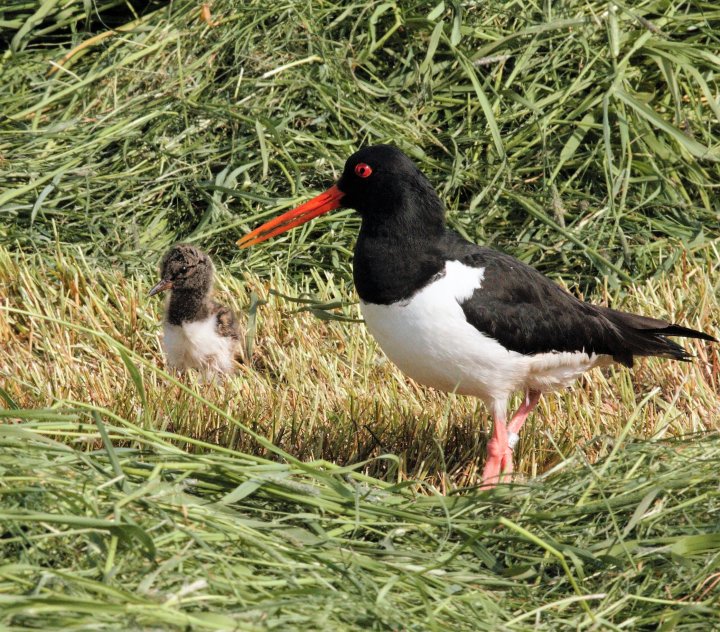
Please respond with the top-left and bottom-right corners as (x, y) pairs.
(2, 387), (720, 629)
(1, 0), (720, 628)
(2, 0), (719, 285)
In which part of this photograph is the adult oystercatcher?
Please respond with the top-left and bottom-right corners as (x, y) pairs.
(149, 244), (242, 374)
(237, 145), (716, 487)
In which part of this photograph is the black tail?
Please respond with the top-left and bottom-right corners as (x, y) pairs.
(600, 307), (716, 367)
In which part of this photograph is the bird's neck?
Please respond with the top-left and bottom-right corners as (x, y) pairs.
(354, 208), (448, 305)
(359, 184), (446, 238)
(166, 287), (213, 325)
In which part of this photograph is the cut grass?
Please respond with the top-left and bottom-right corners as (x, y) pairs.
(0, 244), (718, 628)
(1, 375), (720, 629)
(1, 0), (719, 288)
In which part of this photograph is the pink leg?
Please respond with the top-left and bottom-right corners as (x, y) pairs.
(500, 390), (541, 478)
(481, 403), (508, 489)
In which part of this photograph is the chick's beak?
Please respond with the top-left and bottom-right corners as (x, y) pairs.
(148, 278), (173, 297)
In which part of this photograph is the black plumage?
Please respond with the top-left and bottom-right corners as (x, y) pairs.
(454, 245), (715, 367)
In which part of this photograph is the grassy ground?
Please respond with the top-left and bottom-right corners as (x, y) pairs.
(1, 0), (720, 629)
(1, 244), (719, 487)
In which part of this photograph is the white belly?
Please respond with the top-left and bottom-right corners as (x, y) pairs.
(162, 315), (236, 374)
(360, 260), (609, 403)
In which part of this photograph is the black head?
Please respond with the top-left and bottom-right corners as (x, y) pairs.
(149, 243), (214, 297)
(236, 145), (447, 250)
(336, 145), (445, 232)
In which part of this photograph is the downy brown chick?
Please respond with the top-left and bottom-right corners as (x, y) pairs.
(149, 244), (242, 374)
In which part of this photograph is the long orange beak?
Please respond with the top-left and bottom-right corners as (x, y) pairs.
(237, 184), (345, 248)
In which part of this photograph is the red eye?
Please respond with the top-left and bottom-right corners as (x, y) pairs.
(354, 163), (372, 178)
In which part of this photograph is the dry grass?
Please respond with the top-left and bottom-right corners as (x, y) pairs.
(2, 243), (717, 489)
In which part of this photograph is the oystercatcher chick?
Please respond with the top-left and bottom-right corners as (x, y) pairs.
(237, 145), (716, 487)
(149, 244), (241, 374)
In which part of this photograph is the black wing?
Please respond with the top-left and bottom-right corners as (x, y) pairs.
(442, 235), (715, 367)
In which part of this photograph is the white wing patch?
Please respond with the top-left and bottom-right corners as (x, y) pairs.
(445, 259), (486, 301)
(162, 314), (236, 374)
(360, 259), (612, 404)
